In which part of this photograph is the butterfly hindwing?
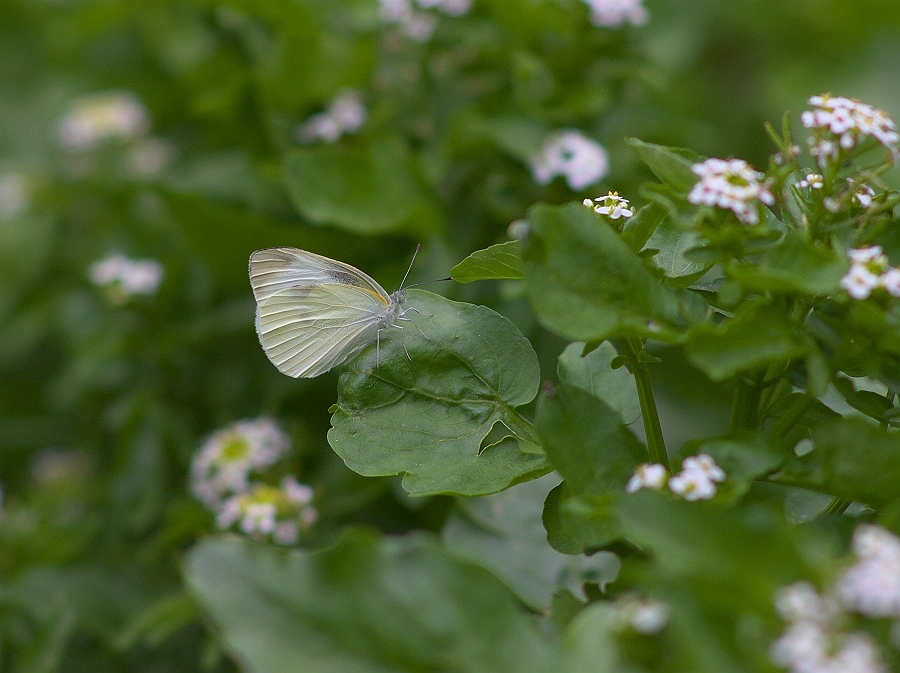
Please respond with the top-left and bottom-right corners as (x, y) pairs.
(255, 283), (392, 378)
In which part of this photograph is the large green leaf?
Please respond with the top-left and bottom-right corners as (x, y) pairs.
(685, 301), (811, 381)
(283, 136), (442, 235)
(184, 532), (558, 673)
(646, 219), (710, 286)
(536, 382), (647, 552)
(451, 241), (523, 283)
(773, 417), (900, 506)
(523, 203), (701, 343)
(442, 474), (620, 610)
(328, 290), (550, 497)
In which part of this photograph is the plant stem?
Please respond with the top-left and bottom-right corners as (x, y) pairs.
(621, 338), (670, 470)
(768, 393), (814, 439)
(822, 497), (851, 516)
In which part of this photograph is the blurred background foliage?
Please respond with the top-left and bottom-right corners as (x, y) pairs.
(1, 0), (899, 670)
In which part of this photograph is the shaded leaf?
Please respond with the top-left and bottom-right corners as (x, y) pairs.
(557, 342), (640, 426)
(451, 241), (523, 283)
(185, 532), (558, 673)
(728, 233), (846, 294)
(627, 138), (698, 193)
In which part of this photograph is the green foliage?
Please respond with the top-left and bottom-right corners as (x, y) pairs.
(4, 0), (900, 671)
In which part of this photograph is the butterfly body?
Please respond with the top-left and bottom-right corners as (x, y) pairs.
(249, 248), (407, 378)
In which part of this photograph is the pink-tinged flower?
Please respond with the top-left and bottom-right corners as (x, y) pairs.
(531, 130), (609, 191)
(626, 463), (667, 493)
(688, 158), (774, 225)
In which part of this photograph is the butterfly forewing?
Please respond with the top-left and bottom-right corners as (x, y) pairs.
(249, 248), (390, 304)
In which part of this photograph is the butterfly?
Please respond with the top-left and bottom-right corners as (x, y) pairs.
(248, 247), (414, 378)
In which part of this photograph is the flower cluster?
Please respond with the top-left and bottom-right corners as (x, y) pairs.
(795, 172), (823, 190)
(89, 253), (164, 303)
(0, 173), (28, 221)
(531, 131), (609, 191)
(215, 477), (317, 546)
(668, 454), (726, 501)
(583, 191), (634, 219)
(378, 0), (471, 42)
(837, 524), (900, 618)
(296, 90), (367, 144)
(772, 581), (887, 673)
(802, 94), (899, 168)
(58, 91), (151, 152)
(189, 418), (317, 545)
(626, 454), (726, 501)
(688, 158), (775, 225)
(582, 0), (648, 27)
(839, 246), (900, 300)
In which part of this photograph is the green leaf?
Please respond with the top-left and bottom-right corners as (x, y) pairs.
(328, 290), (550, 497)
(557, 342), (640, 426)
(522, 203), (700, 344)
(774, 418), (900, 506)
(283, 136), (442, 235)
(626, 138), (699, 193)
(685, 301), (811, 381)
(536, 382), (646, 552)
(727, 233), (847, 294)
(646, 219), (710, 286)
(451, 241), (523, 283)
(184, 532), (558, 673)
(475, 115), (550, 163)
(442, 474), (619, 610)
(559, 603), (622, 673)
(620, 201), (667, 253)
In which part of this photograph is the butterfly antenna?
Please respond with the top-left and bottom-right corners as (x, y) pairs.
(404, 277), (452, 289)
(398, 244), (420, 291)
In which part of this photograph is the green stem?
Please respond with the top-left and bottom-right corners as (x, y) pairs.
(621, 338), (670, 470)
(729, 377), (761, 431)
(767, 394), (814, 439)
(822, 497), (851, 516)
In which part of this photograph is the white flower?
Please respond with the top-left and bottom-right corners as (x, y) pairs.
(619, 598), (670, 634)
(58, 91), (150, 152)
(297, 90), (367, 144)
(879, 268), (900, 297)
(626, 463), (667, 493)
(240, 501), (277, 535)
(772, 579), (889, 673)
(401, 11), (439, 41)
(89, 253), (164, 303)
(687, 158), (774, 225)
(281, 475), (314, 506)
(802, 94), (899, 168)
(796, 173), (823, 190)
(851, 182), (876, 208)
(668, 454), (725, 501)
(209, 478), (317, 545)
(582, 0), (649, 27)
(189, 418), (290, 507)
(584, 191), (634, 219)
(837, 524), (900, 618)
(0, 173), (29, 220)
(847, 245), (886, 265)
(531, 131), (609, 191)
(840, 263), (881, 300)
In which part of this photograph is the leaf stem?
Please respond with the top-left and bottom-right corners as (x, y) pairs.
(621, 338), (670, 470)
(822, 497), (851, 516)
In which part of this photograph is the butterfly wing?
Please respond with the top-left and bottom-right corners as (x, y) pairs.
(249, 248), (391, 304)
(255, 282), (393, 378)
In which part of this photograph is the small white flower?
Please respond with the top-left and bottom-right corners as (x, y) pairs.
(273, 520), (299, 545)
(530, 131), (609, 191)
(377, 0), (469, 41)
(58, 91), (150, 152)
(0, 173), (29, 220)
(281, 475), (314, 506)
(668, 454), (725, 501)
(89, 253), (164, 303)
(847, 246), (886, 265)
(624, 599), (670, 634)
(687, 158), (774, 225)
(585, 191), (634, 219)
(401, 11), (439, 41)
(582, 0), (649, 27)
(851, 182), (876, 208)
(775, 582), (840, 624)
(297, 90), (367, 144)
(241, 501), (277, 535)
(879, 268), (900, 297)
(626, 463), (667, 493)
(840, 263), (881, 300)
(796, 173), (823, 190)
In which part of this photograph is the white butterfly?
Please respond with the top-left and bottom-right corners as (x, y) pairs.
(248, 247), (412, 378)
